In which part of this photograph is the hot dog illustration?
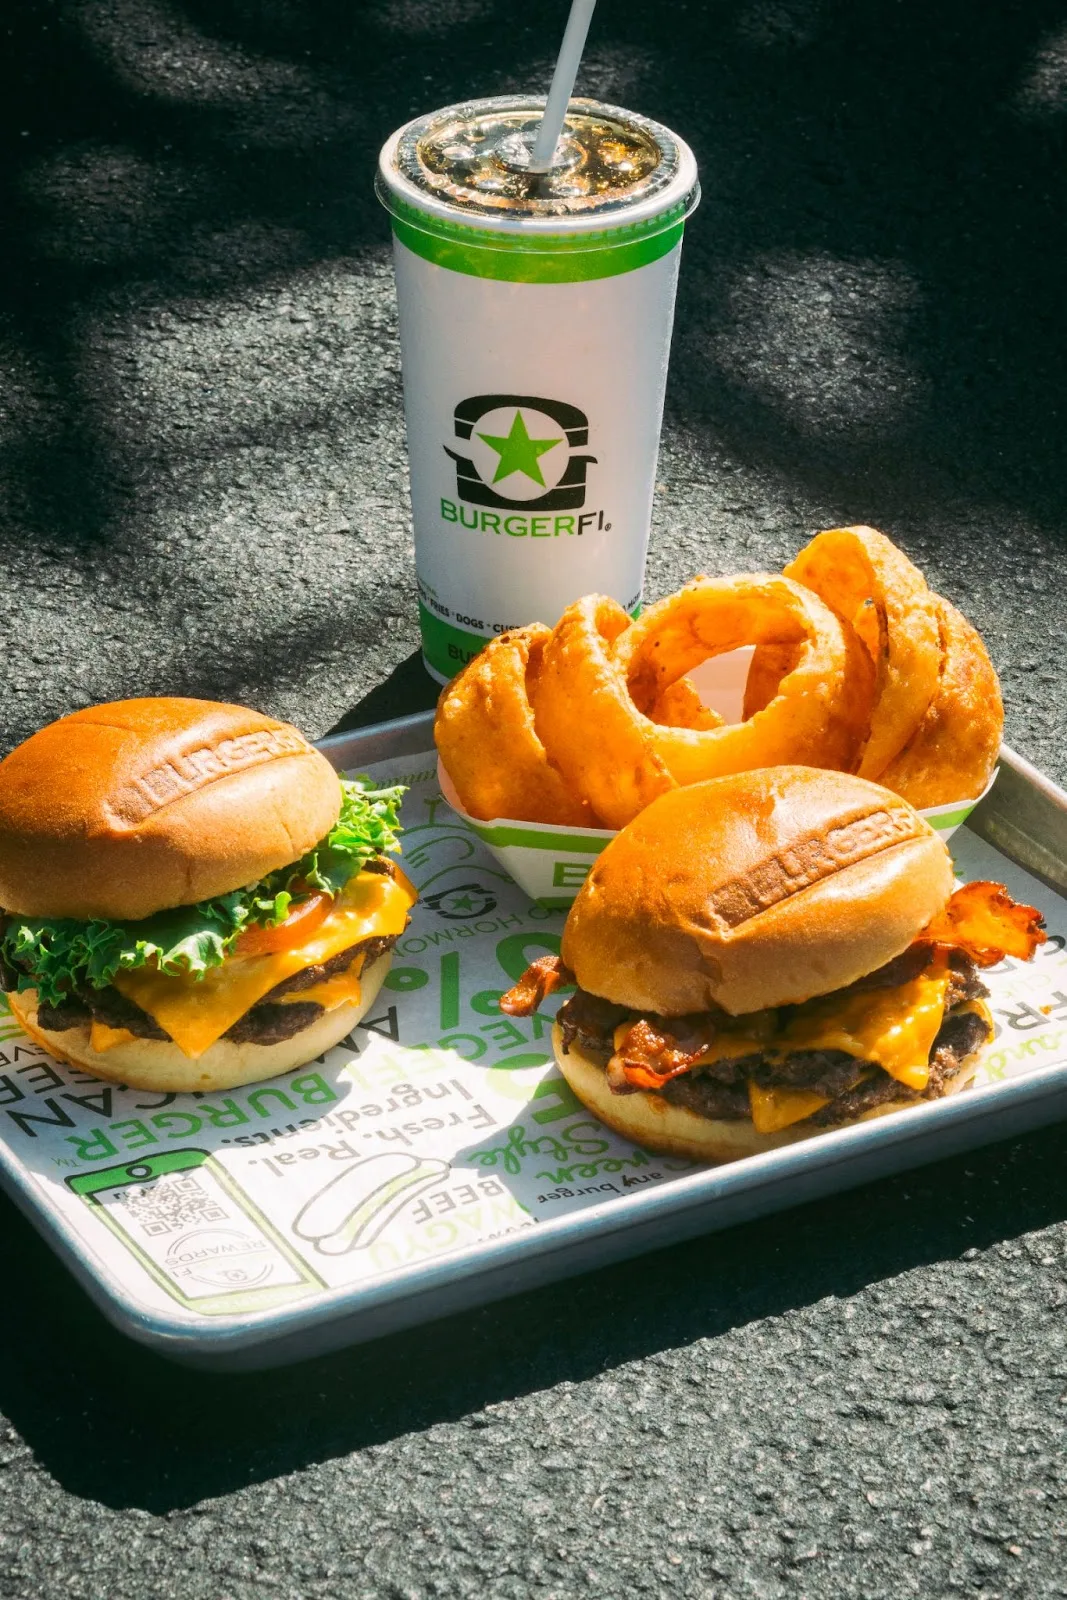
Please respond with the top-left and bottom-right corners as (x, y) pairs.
(292, 1153), (449, 1254)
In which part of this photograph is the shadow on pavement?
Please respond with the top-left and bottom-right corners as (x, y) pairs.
(329, 649), (439, 733)
(0, 1118), (1064, 1513)
(3, 0), (1067, 550)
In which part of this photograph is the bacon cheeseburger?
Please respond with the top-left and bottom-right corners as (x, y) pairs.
(502, 768), (1044, 1162)
(0, 698), (414, 1092)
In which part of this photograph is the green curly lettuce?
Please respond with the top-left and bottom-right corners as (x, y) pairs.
(0, 776), (405, 1008)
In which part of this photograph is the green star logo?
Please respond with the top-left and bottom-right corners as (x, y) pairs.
(477, 410), (561, 487)
(448, 892), (475, 913)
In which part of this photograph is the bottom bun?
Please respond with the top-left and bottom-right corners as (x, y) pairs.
(8, 953), (392, 1093)
(552, 1020), (984, 1165)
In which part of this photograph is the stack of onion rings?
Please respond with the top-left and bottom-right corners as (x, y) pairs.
(434, 527), (1002, 830)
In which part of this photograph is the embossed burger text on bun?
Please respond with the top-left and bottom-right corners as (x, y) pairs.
(127, 726), (311, 818)
(707, 804), (925, 929)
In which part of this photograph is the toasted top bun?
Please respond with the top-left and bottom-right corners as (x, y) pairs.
(561, 766), (954, 1016)
(0, 698), (341, 920)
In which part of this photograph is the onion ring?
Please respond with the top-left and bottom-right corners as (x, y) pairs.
(531, 596), (676, 828)
(877, 595), (1002, 806)
(434, 624), (599, 825)
(758, 525), (941, 780)
(617, 574), (874, 785)
(742, 640), (800, 720)
(644, 676), (725, 732)
(534, 576), (874, 828)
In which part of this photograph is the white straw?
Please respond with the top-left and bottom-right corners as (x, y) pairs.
(527, 0), (598, 173)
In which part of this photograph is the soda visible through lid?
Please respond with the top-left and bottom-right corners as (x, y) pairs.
(391, 96), (682, 221)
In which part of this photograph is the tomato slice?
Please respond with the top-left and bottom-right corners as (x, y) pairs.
(235, 892), (331, 957)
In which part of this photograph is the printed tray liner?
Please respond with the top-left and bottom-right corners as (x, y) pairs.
(0, 750), (1063, 1352)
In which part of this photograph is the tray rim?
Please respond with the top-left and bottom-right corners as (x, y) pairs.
(1, 714), (1065, 1364)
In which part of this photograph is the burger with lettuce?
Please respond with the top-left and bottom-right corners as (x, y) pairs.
(0, 698), (414, 1092)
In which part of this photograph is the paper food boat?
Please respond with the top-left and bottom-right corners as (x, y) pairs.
(435, 647), (999, 908)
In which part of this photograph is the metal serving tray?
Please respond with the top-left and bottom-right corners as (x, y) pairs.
(0, 710), (1065, 1371)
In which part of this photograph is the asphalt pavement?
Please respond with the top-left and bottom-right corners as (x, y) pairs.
(2, 1), (1067, 1596)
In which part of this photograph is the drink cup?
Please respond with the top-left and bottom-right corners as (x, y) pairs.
(377, 95), (699, 682)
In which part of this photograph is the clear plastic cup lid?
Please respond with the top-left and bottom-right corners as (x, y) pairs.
(382, 95), (697, 227)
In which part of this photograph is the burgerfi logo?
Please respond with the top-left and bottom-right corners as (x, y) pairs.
(441, 394), (611, 537)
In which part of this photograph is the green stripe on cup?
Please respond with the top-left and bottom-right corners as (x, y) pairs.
(421, 600), (643, 683)
(419, 604), (490, 680)
(384, 190), (689, 283)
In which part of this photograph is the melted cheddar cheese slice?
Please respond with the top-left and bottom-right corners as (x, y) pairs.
(748, 1082), (833, 1134)
(90, 1022), (138, 1053)
(278, 965), (366, 1012)
(114, 870), (414, 1059)
(682, 969), (951, 1095)
(776, 968), (951, 1093)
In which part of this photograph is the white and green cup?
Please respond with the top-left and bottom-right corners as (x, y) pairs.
(377, 95), (700, 683)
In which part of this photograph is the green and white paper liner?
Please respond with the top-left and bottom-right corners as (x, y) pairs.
(438, 760), (999, 908)
(437, 759), (613, 910)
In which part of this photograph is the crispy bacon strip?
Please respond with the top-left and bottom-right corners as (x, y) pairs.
(607, 1016), (720, 1094)
(499, 955), (574, 1016)
(920, 881), (1046, 968)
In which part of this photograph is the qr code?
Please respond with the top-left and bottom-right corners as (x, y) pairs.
(115, 1172), (227, 1237)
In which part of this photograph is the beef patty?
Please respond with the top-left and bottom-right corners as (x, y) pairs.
(556, 950), (991, 1126)
(30, 932), (398, 1048)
